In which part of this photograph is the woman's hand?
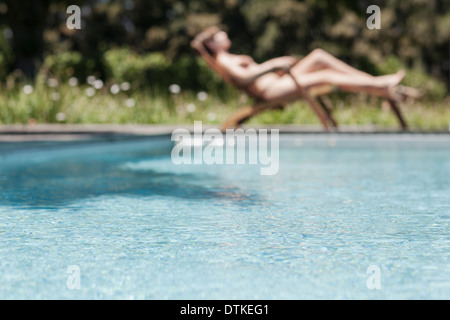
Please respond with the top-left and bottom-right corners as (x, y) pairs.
(270, 56), (298, 73)
(191, 39), (205, 51)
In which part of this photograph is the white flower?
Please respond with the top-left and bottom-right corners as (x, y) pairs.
(51, 92), (61, 101)
(125, 98), (135, 108)
(110, 84), (120, 95)
(207, 112), (217, 121)
(87, 75), (96, 85)
(93, 79), (104, 90)
(169, 84), (181, 94)
(68, 77), (78, 87)
(120, 82), (131, 91)
(186, 103), (196, 113)
(23, 85), (33, 95)
(85, 87), (95, 97)
(55, 112), (67, 122)
(47, 78), (59, 88)
(197, 91), (208, 101)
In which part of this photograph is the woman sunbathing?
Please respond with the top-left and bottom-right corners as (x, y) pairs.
(191, 26), (410, 103)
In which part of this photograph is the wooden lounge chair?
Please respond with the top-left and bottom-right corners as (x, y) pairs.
(191, 41), (413, 132)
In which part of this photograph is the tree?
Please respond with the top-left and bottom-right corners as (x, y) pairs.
(4, 0), (51, 78)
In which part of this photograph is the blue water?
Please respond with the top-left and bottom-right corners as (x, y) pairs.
(0, 134), (449, 299)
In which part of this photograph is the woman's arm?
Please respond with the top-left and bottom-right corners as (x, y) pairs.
(217, 54), (297, 86)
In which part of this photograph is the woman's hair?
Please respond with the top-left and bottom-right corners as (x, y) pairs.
(191, 26), (222, 56)
(190, 26), (234, 84)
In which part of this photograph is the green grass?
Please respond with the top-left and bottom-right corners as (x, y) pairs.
(0, 77), (449, 130)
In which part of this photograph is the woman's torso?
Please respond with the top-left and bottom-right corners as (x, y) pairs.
(217, 53), (285, 99)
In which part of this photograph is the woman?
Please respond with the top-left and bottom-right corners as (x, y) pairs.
(191, 26), (408, 103)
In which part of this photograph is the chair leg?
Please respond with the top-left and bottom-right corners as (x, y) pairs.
(221, 105), (255, 131)
(286, 71), (331, 131)
(317, 96), (338, 129)
(302, 94), (331, 130)
(386, 99), (408, 130)
(220, 103), (285, 132)
(221, 97), (333, 131)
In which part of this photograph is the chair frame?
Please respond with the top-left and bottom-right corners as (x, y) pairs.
(191, 41), (408, 132)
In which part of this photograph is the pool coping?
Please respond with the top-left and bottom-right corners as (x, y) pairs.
(1, 123), (450, 142)
(1, 124), (450, 154)
(1, 123), (450, 148)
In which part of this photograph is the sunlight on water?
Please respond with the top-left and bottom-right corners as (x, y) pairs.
(0, 136), (449, 299)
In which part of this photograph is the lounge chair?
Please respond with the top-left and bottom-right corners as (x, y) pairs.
(191, 40), (414, 132)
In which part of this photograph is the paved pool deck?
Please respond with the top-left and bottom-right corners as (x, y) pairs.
(1, 123), (450, 142)
(0, 123), (449, 154)
(1, 123), (449, 154)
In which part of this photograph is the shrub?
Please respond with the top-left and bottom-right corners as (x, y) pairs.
(43, 51), (100, 82)
(103, 47), (234, 95)
(377, 56), (447, 101)
(103, 48), (170, 88)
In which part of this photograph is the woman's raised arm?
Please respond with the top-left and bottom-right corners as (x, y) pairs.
(217, 54), (297, 86)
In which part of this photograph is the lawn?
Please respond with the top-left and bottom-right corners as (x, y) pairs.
(1, 76), (449, 131)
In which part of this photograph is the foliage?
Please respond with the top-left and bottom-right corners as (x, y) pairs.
(0, 75), (448, 130)
(0, 0), (448, 128)
(103, 48), (169, 87)
(0, 31), (12, 79)
(0, 0), (448, 92)
(43, 51), (98, 81)
(377, 56), (448, 101)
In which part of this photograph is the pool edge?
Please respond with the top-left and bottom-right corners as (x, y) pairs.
(1, 124), (450, 148)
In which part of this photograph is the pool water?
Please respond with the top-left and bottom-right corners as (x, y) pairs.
(0, 134), (449, 299)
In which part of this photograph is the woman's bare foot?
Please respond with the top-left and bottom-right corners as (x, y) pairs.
(376, 70), (405, 86)
(379, 70), (406, 100)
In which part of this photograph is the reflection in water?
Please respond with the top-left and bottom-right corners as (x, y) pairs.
(0, 153), (258, 208)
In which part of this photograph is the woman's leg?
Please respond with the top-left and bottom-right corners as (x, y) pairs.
(292, 49), (373, 78)
(299, 69), (405, 96)
(261, 69), (405, 101)
(304, 70), (405, 100)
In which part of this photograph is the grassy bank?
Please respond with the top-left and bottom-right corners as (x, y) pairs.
(0, 76), (449, 130)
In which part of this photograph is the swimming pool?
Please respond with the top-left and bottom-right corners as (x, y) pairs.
(1, 133), (449, 299)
